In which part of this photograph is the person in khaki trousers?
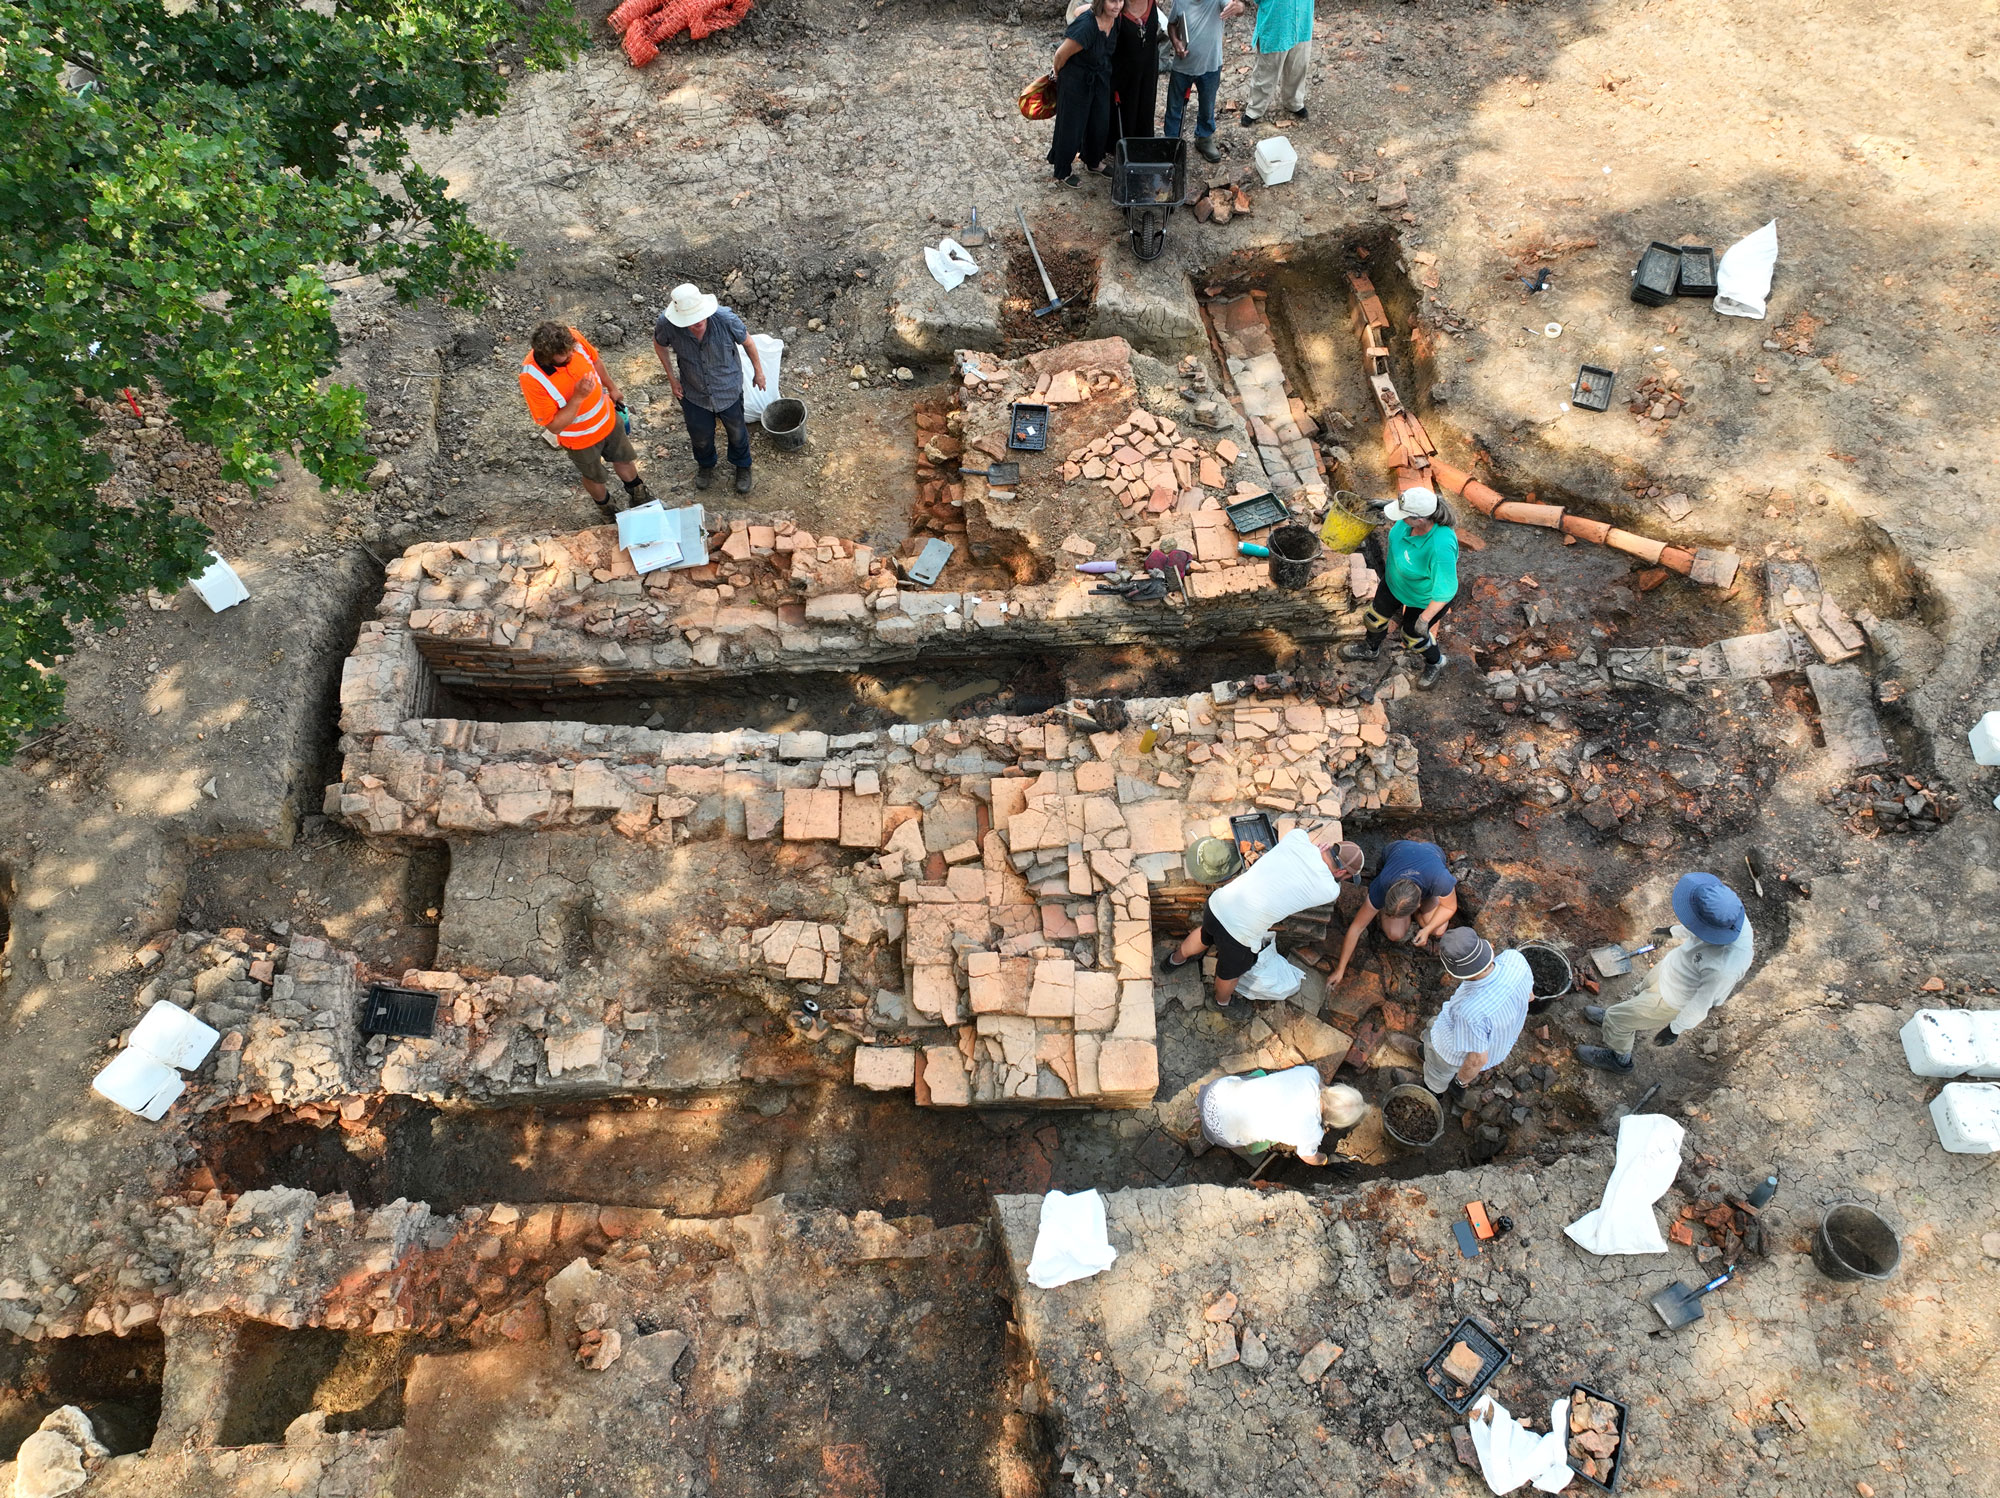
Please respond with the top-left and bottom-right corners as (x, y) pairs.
(1576, 874), (1754, 1073)
(1237, 0), (1312, 125)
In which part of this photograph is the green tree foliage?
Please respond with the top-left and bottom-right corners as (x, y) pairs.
(0, 0), (582, 755)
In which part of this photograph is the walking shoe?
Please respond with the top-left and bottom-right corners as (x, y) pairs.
(1574, 1044), (1635, 1073)
(694, 465), (715, 491)
(1239, 110), (1260, 127)
(1197, 136), (1222, 163)
(1583, 1004), (1607, 1025)
(1338, 639), (1382, 662)
(1292, 105), (1310, 120)
(1160, 947), (1194, 973)
(1417, 655), (1449, 690)
(734, 466), (753, 494)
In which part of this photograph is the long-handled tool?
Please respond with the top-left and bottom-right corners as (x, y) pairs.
(1648, 1264), (1735, 1331)
(1017, 207), (1065, 318)
(1588, 941), (1657, 978)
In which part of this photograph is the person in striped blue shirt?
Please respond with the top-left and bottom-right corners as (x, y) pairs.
(1422, 928), (1532, 1095)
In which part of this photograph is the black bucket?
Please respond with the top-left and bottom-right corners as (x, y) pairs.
(1520, 942), (1574, 1011)
(761, 398), (807, 451)
(1811, 1204), (1901, 1282)
(1267, 523), (1322, 589)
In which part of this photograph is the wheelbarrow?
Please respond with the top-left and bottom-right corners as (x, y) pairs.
(1110, 136), (1188, 261)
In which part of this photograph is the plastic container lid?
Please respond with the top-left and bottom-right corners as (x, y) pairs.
(129, 1000), (222, 1072)
(92, 1049), (185, 1121)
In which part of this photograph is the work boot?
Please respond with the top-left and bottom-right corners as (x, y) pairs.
(1197, 136), (1222, 163)
(1339, 639), (1383, 662)
(1574, 1044), (1635, 1073)
(1417, 655), (1449, 690)
(622, 479), (653, 508)
(734, 466), (754, 494)
(694, 466), (715, 491)
(1583, 1004), (1608, 1025)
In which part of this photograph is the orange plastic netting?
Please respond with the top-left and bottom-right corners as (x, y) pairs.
(611, 0), (754, 66)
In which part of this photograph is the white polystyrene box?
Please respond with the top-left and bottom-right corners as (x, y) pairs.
(1969, 1012), (2000, 1078)
(1901, 1009), (1982, 1078)
(1930, 1082), (2000, 1154)
(92, 1049), (185, 1121)
(128, 999), (221, 1071)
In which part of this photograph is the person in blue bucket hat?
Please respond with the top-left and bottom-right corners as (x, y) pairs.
(1575, 873), (1754, 1074)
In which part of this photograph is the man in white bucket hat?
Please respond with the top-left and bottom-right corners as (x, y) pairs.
(1339, 485), (1460, 690)
(653, 282), (767, 494)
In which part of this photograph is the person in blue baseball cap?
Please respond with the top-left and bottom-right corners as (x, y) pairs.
(1575, 873), (1754, 1074)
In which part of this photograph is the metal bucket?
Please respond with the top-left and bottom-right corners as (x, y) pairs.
(761, 398), (807, 451)
(1318, 491), (1375, 553)
(1267, 523), (1322, 589)
(1382, 1084), (1445, 1149)
(1520, 942), (1574, 1006)
(1811, 1204), (1901, 1282)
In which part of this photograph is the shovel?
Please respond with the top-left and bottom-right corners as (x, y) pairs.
(1648, 1264), (1735, 1330)
(1017, 207), (1065, 317)
(1588, 941), (1656, 978)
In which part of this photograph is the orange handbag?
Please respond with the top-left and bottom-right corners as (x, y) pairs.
(1019, 71), (1058, 121)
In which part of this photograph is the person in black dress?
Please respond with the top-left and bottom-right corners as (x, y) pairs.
(1046, 0), (1123, 185)
(1111, 0), (1163, 143)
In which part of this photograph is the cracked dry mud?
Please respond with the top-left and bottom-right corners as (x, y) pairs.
(3, 0), (1999, 1493)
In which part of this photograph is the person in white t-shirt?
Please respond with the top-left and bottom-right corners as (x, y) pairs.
(1165, 828), (1362, 1009)
(1198, 1066), (1366, 1164)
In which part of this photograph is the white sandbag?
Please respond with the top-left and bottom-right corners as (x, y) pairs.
(1713, 220), (1778, 320)
(1469, 1393), (1576, 1494)
(739, 333), (784, 421)
(1564, 1113), (1685, 1255)
(1025, 1188), (1118, 1288)
(1234, 941), (1304, 1003)
(924, 237), (982, 292)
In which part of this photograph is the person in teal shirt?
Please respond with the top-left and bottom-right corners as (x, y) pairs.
(1340, 486), (1460, 690)
(1239, 0), (1313, 126)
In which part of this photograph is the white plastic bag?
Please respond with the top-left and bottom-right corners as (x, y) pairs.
(188, 552), (249, 612)
(924, 237), (982, 292)
(1469, 1394), (1576, 1494)
(1025, 1189), (1119, 1288)
(1564, 1113), (1685, 1255)
(1234, 942), (1304, 1003)
(1713, 220), (1778, 320)
(739, 333), (783, 421)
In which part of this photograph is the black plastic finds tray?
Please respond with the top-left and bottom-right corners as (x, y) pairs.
(361, 983), (439, 1039)
(1573, 364), (1616, 412)
(1230, 811), (1277, 856)
(1566, 1383), (1632, 1493)
(1225, 493), (1288, 533)
(1008, 403), (1050, 452)
(1420, 1317), (1511, 1413)
(1630, 241), (1681, 306)
(1674, 245), (1717, 298)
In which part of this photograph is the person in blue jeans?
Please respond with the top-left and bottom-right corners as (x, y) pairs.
(652, 281), (766, 494)
(1164, 0), (1244, 163)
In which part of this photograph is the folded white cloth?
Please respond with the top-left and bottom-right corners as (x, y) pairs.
(1025, 1189), (1118, 1288)
(1469, 1393), (1575, 1493)
(1565, 1113), (1685, 1255)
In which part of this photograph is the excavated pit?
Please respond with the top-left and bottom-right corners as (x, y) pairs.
(0, 1329), (164, 1457)
(216, 1326), (428, 1446)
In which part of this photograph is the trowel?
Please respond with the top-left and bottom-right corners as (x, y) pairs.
(1588, 941), (1656, 978)
(958, 207), (989, 249)
(1648, 1264), (1735, 1331)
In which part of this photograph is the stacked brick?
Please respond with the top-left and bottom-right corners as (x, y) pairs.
(1208, 293), (1332, 504)
(325, 526), (1366, 839)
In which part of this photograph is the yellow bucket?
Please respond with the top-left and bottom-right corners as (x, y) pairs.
(1318, 491), (1374, 554)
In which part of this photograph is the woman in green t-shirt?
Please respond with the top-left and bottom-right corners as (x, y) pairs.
(1339, 487), (1460, 689)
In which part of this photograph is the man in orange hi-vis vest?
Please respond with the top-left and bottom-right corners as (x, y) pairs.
(519, 322), (653, 516)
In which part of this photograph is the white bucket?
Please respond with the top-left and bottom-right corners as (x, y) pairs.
(188, 552), (249, 612)
(1254, 136), (1298, 187)
(1930, 1082), (2000, 1154)
(92, 1049), (185, 1120)
(129, 1000), (221, 1071)
(1970, 711), (2000, 766)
